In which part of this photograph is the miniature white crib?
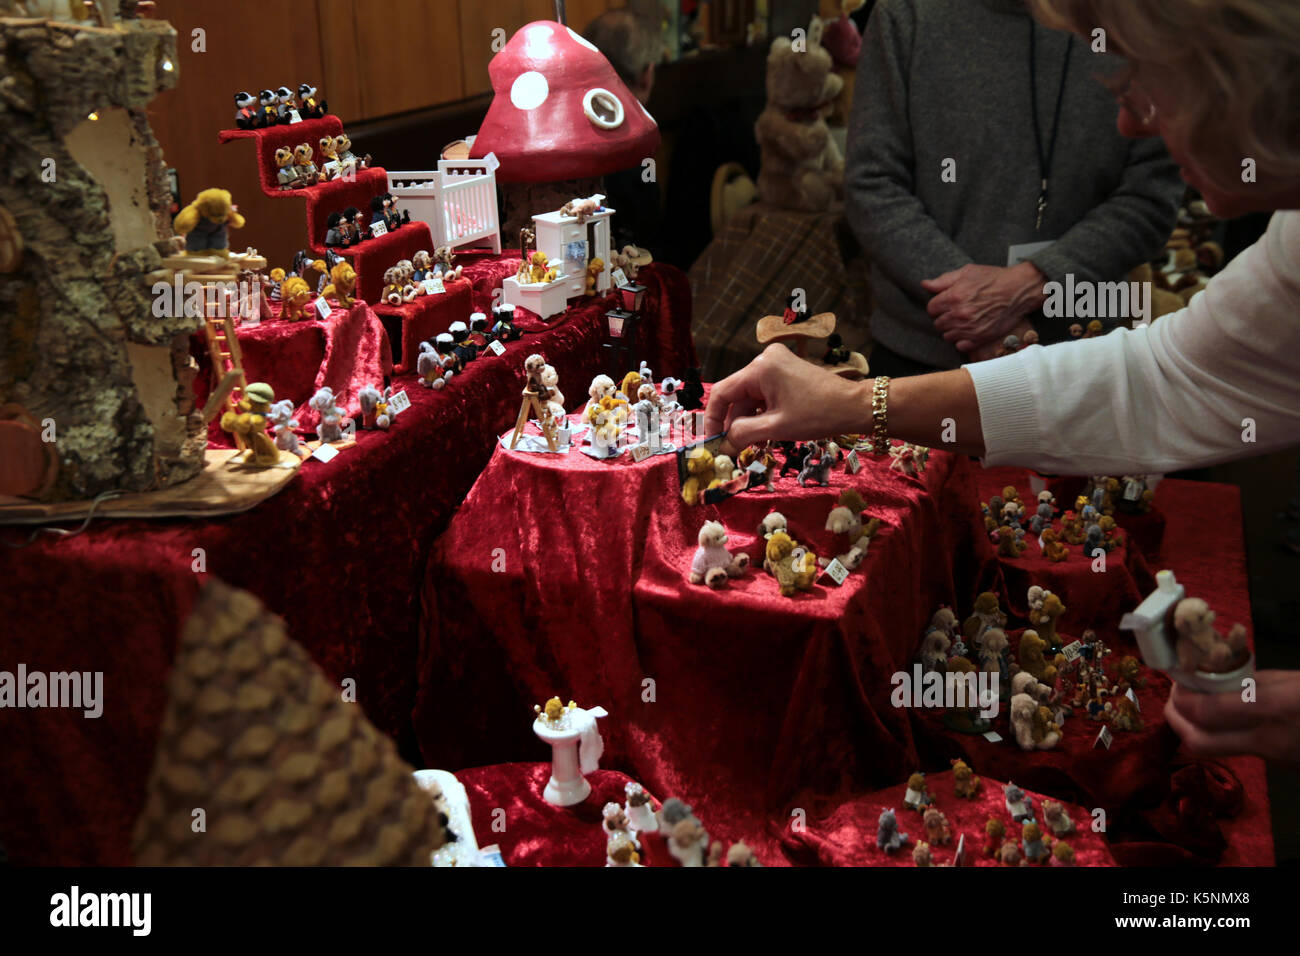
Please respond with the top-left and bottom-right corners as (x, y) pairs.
(387, 159), (502, 254)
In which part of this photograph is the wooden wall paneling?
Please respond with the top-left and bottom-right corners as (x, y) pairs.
(353, 0), (465, 118)
(317, 0), (364, 123)
(149, 0), (329, 271)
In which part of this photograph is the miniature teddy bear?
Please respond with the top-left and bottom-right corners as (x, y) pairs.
(279, 276), (313, 321)
(602, 801), (634, 839)
(432, 245), (463, 281)
(999, 498), (1025, 527)
(668, 818), (710, 867)
(688, 521), (750, 589)
(219, 382), (280, 465)
(1111, 695), (1143, 732)
(917, 627), (950, 674)
(1004, 782), (1034, 823)
(903, 772), (932, 812)
(381, 267), (405, 306)
(322, 261), (357, 308)
(963, 591), (1006, 651)
(876, 809), (909, 853)
(981, 494), (1004, 532)
(738, 444), (777, 492)
(994, 524), (1026, 557)
(1097, 514), (1124, 550)
(309, 386), (344, 444)
(1021, 822), (1050, 863)
(1018, 629), (1057, 684)
(606, 831), (640, 867)
(922, 808), (951, 845)
(998, 839), (1025, 866)
(680, 444), (715, 506)
(292, 143), (320, 186)
(174, 188), (245, 256)
(711, 454), (741, 488)
(1051, 842), (1075, 866)
(754, 32), (844, 212)
(983, 817), (1005, 857)
(1116, 655), (1146, 690)
(1042, 800), (1076, 837)
(1029, 592), (1066, 649)
(978, 627), (1011, 686)
(358, 384), (393, 430)
(822, 488), (881, 571)
(889, 442), (929, 477)
(274, 147), (301, 190)
(765, 531), (819, 596)
(911, 841), (933, 867)
(1011, 670), (1052, 704)
(624, 782), (658, 832)
(757, 511), (787, 542)
(518, 250), (557, 284)
(584, 257), (605, 296)
(1029, 501), (1056, 536)
(951, 758), (980, 799)
(1011, 692), (1061, 750)
(1041, 528), (1068, 562)
(560, 194), (605, 223)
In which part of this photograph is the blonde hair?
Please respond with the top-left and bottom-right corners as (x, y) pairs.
(1032, 0), (1300, 191)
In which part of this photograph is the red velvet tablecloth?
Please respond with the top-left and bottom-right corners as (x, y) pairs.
(418, 441), (1274, 866)
(0, 270), (696, 867)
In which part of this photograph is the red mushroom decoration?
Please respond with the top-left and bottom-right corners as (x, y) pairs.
(470, 20), (661, 183)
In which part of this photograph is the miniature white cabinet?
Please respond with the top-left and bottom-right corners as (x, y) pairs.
(502, 206), (615, 320)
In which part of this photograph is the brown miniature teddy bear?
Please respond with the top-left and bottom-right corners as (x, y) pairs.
(584, 256), (605, 296)
(923, 808), (951, 845)
(1011, 692), (1061, 750)
(911, 841), (934, 867)
(1018, 629), (1057, 683)
(753, 29), (845, 212)
(1116, 655), (1146, 689)
(1172, 597), (1249, 674)
(995, 524), (1026, 557)
(1029, 592), (1066, 647)
(517, 250), (556, 284)
(1041, 528), (1068, 562)
(560, 195), (604, 223)
(984, 817), (1005, 857)
(963, 591), (1006, 646)
(680, 445), (715, 506)
(999, 839), (1025, 866)
(1061, 512), (1087, 545)
(1051, 842), (1075, 866)
(951, 758), (980, 798)
(765, 531), (819, 596)
(1111, 694), (1143, 732)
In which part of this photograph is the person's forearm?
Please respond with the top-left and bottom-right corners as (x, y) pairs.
(841, 371), (987, 457)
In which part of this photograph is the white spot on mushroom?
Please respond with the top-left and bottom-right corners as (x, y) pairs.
(511, 71), (549, 111)
(567, 27), (599, 53)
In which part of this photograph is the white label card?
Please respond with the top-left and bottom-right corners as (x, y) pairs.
(370, 220), (388, 238)
(1127, 687), (1140, 710)
(611, 268), (629, 288)
(1007, 239), (1054, 268)
(631, 444), (652, 463)
(314, 297), (332, 319)
(1094, 726), (1113, 750)
(426, 276), (445, 295)
(746, 460), (767, 474)
(823, 558), (850, 586)
(311, 443), (339, 463)
(1124, 480), (1141, 501)
(846, 449), (861, 474)
(982, 731), (1002, 743)
(387, 389), (411, 416)
(1061, 640), (1083, 662)
(488, 339), (507, 356)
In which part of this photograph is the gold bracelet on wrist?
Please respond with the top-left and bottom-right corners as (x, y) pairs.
(870, 376), (891, 456)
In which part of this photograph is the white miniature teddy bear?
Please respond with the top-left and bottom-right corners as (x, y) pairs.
(688, 520), (750, 589)
(267, 399), (303, 456)
(712, 454), (741, 484)
(1010, 693), (1061, 751)
(1172, 597), (1248, 673)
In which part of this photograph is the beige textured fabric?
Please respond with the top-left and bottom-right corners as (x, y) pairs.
(133, 580), (450, 865)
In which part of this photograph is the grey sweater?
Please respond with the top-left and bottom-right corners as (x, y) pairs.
(845, 0), (1183, 369)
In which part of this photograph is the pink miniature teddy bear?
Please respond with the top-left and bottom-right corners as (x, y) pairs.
(688, 521), (750, 589)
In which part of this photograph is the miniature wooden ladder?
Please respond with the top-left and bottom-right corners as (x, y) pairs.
(509, 389), (558, 452)
(201, 295), (249, 452)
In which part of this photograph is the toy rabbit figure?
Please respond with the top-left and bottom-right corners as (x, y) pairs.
(309, 386), (344, 443)
(1004, 782), (1034, 823)
(624, 782), (658, 832)
(267, 399), (305, 457)
(876, 809), (909, 853)
(688, 521), (750, 589)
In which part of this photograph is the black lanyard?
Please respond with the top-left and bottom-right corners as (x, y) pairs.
(1029, 24), (1074, 231)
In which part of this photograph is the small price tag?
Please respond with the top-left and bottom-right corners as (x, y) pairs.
(746, 460), (767, 475)
(822, 558), (850, 586)
(1061, 640), (1083, 662)
(483, 151), (501, 173)
(1124, 479), (1141, 501)
(845, 449), (861, 474)
(314, 297), (332, 319)
(311, 442), (340, 463)
(370, 220), (388, 238)
(1126, 687), (1140, 710)
(488, 339), (507, 356)
(982, 731), (1002, 743)
(387, 389), (411, 416)
(631, 444), (652, 463)
(1094, 726), (1113, 750)
(611, 267), (629, 288)
(425, 276), (445, 295)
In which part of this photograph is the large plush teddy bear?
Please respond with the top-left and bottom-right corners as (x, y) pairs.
(753, 26), (845, 213)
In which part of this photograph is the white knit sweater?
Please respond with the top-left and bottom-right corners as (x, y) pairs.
(965, 210), (1300, 474)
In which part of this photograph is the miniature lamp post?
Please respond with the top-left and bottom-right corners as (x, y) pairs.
(533, 698), (608, 806)
(604, 306), (640, 379)
(618, 280), (646, 313)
